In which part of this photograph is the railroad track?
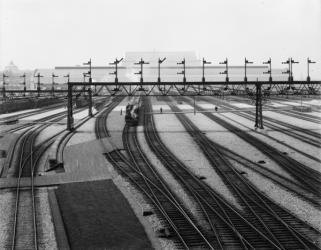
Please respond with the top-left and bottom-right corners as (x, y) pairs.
(8, 125), (39, 250)
(239, 112), (321, 147)
(276, 109), (321, 124)
(3, 107), (87, 178)
(122, 123), (215, 249)
(217, 95), (321, 124)
(95, 97), (216, 249)
(143, 97), (321, 249)
(210, 141), (321, 207)
(94, 96), (125, 139)
(183, 96), (321, 196)
(202, 96), (321, 146)
(5, 101), (102, 249)
(164, 100), (321, 249)
(0, 102), (65, 125)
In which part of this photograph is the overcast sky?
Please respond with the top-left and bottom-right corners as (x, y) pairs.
(0, 0), (320, 79)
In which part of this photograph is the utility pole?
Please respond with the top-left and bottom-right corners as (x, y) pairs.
(20, 73), (26, 96)
(263, 58), (272, 82)
(244, 57), (253, 82)
(307, 58), (316, 82)
(219, 58), (229, 82)
(109, 57), (123, 91)
(134, 58), (149, 90)
(202, 58), (211, 90)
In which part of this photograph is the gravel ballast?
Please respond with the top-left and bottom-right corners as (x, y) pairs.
(153, 113), (241, 210)
(137, 125), (211, 230)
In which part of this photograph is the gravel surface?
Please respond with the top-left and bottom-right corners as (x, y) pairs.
(34, 125), (65, 146)
(217, 112), (321, 172)
(0, 108), (39, 119)
(0, 188), (57, 249)
(154, 113), (241, 210)
(264, 110), (321, 130)
(310, 111), (321, 118)
(186, 100), (321, 231)
(229, 102), (254, 108)
(0, 190), (14, 249)
(105, 154), (172, 250)
(137, 125), (210, 231)
(185, 112), (294, 180)
(67, 117), (97, 146)
(36, 188), (58, 250)
(232, 159), (321, 231)
(20, 107), (66, 121)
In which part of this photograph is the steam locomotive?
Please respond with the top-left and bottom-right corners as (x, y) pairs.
(125, 97), (141, 126)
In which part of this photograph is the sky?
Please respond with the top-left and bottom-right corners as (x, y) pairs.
(0, 0), (320, 79)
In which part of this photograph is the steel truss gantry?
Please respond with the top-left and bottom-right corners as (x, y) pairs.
(63, 80), (321, 131)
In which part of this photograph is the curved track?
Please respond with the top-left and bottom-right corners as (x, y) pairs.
(183, 96), (321, 196)
(144, 97), (321, 249)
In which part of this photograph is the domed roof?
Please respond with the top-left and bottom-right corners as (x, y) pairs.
(5, 61), (19, 73)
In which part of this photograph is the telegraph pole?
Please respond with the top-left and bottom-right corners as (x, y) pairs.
(307, 58), (316, 82)
(20, 73), (26, 96)
(263, 58), (272, 82)
(109, 57), (123, 90)
(134, 58), (149, 90)
(244, 57), (253, 82)
(219, 58), (229, 82)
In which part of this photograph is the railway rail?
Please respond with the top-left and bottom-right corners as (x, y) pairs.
(5, 105), (98, 249)
(182, 96), (321, 196)
(144, 97), (321, 249)
(95, 97), (214, 249)
(201, 96), (321, 145)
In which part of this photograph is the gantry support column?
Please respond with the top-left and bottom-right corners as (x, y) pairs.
(255, 82), (264, 129)
(67, 82), (74, 131)
(88, 88), (93, 117)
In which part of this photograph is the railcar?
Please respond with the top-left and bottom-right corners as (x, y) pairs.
(125, 97), (141, 126)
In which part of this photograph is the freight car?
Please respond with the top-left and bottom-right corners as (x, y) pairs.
(125, 97), (141, 126)
(75, 96), (89, 108)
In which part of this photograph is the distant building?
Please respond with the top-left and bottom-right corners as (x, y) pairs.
(54, 51), (287, 82)
(4, 61), (19, 73)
